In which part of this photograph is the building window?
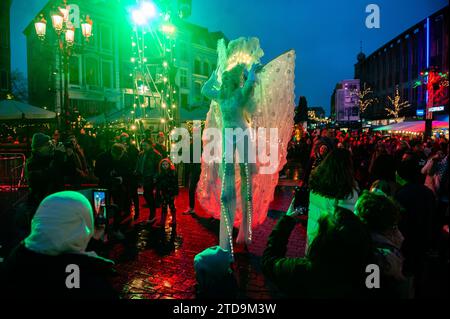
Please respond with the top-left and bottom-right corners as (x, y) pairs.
(85, 57), (99, 87)
(100, 25), (113, 51)
(180, 93), (189, 109)
(180, 69), (188, 88)
(194, 59), (201, 75)
(102, 61), (113, 88)
(194, 81), (202, 95)
(69, 56), (80, 85)
(194, 81), (203, 103)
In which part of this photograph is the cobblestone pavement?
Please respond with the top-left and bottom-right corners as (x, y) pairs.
(107, 179), (305, 299)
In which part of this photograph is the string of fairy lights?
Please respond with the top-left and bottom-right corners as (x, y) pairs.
(129, 1), (178, 137)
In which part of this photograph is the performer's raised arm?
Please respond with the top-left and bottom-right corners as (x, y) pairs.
(241, 63), (262, 111)
(201, 69), (220, 101)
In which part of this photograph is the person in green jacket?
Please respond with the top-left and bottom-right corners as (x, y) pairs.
(262, 199), (372, 298)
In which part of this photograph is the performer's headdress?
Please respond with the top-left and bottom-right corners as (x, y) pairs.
(216, 37), (264, 85)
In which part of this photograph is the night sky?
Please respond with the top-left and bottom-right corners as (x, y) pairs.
(10, 0), (448, 114)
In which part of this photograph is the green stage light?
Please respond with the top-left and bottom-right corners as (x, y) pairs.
(132, 1), (157, 25)
(132, 10), (147, 25)
(141, 2), (157, 19)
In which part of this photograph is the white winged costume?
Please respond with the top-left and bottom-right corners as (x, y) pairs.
(197, 37), (295, 258)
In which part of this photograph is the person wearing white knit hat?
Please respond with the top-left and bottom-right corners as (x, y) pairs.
(0, 191), (117, 299)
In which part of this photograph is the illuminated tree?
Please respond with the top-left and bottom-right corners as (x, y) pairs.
(357, 83), (376, 117)
(384, 86), (410, 121)
(349, 82), (375, 119)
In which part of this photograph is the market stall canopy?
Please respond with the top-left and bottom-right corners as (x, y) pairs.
(0, 99), (56, 120)
(85, 113), (107, 125)
(374, 120), (449, 133)
(86, 109), (134, 125)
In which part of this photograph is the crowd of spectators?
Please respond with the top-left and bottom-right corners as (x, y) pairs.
(0, 124), (448, 299)
(262, 127), (448, 298)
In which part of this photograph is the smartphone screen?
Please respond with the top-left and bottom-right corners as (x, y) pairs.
(93, 190), (106, 220)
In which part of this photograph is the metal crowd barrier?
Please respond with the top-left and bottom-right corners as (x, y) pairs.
(0, 153), (26, 192)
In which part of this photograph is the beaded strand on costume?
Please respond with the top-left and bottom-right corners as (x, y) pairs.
(245, 162), (252, 242)
(220, 162), (234, 258)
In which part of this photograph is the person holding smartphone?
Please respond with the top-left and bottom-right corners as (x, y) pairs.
(0, 191), (118, 299)
(25, 133), (66, 209)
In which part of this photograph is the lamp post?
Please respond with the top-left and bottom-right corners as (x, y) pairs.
(34, 1), (92, 132)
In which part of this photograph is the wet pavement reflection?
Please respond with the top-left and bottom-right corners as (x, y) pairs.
(104, 161), (305, 299)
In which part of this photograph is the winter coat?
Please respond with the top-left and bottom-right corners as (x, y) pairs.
(370, 232), (413, 298)
(94, 150), (131, 190)
(0, 243), (118, 299)
(25, 151), (65, 206)
(156, 170), (179, 200)
(136, 148), (161, 184)
(0, 191), (118, 299)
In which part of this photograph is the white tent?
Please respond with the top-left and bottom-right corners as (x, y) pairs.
(0, 99), (56, 120)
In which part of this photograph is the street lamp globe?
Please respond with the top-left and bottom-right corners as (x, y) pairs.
(65, 28), (75, 46)
(35, 16), (47, 39)
(81, 15), (93, 39)
(81, 22), (92, 38)
(51, 13), (64, 33)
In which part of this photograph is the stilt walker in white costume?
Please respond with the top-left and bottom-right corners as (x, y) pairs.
(197, 37), (296, 261)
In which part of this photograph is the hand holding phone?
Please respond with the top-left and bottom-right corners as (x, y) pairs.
(287, 186), (309, 217)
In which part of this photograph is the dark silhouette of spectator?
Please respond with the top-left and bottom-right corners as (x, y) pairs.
(25, 133), (65, 209)
(94, 143), (131, 238)
(154, 132), (168, 158)
(369, 154), (399, 195)
(355, 191), (412, 298)
(67, 135), (88, 180)
(136, 140), (162, 224)
(302, 141), (329, 186)
(395, 157), (435, 297)
(155, 158), (179, 228)
(62, 142), (84, 187)
(183, 137), (202, 215)
(120, 133), (140, 219)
